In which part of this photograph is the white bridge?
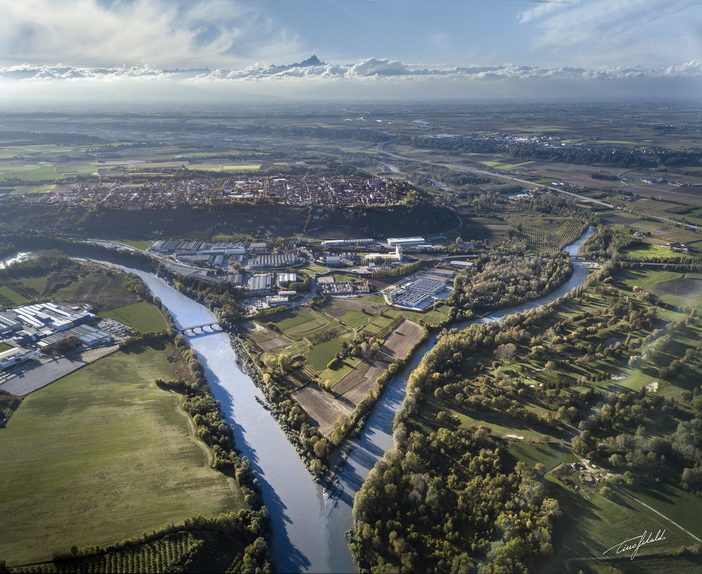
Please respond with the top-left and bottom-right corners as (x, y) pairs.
(177, 322), (222, 337)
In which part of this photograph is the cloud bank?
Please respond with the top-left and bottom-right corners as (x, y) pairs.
(2, 58), (702, 83)
(0, 57), (700, 104)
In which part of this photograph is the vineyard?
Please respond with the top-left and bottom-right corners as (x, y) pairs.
(304, 324), (350, 346)
(0, 292), (14, 307)
(3, 281), (40, 300)
(363, 314), (405, 340)
(519, 219), (587, 253)
(8, 513), (271, 573)
(11, 531), (203, 573)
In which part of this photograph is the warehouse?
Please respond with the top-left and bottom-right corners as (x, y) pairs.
(247, 274), (274, 294)
(386, 236), (425, 247)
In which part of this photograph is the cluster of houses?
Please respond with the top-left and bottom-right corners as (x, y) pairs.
(665, 241), (695, 253)
(216, 177), (397, 206)
(39, 178), (224, 211)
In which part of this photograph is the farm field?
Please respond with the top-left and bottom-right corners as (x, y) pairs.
(620, 244), (694, 260)
(245, 298), (425, 439)
(97, 301), (167, 333)
(0, 340), (244, 565)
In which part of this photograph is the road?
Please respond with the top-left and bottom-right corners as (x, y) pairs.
(377, 142), (615, 209)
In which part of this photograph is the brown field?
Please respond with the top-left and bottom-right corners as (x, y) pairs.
(341, 362), (388, 406)
(323, 296), (388, 314)
(654, 277), (702, 297)
(258, 336), (293, 351)
(374, 320), (425, 363)
(291, 384), (353, 437)
(340, 319), (425, 406)
(333, 362), (371, 395)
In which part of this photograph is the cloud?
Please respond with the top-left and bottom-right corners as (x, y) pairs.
(517, 0), (701, 66)
(0, 0), (300, 68)
(2, 58), (702, 83)
(1, 57), (701, 104)
(518, 0), (574, 24)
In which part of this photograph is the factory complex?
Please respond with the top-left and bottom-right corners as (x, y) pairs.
(385, 268), (456, 310)
(0, 302), (123, 372)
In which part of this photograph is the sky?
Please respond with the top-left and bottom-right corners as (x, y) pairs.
(0, 0), (700, 102)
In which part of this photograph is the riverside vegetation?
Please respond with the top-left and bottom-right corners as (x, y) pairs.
(0, 258), (273, 573)
(350, 252), (702, 572)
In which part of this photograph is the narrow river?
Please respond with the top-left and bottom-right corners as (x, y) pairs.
(117, 225), (594, 573)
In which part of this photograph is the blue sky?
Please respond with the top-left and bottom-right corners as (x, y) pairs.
(0, 0), (700, 100)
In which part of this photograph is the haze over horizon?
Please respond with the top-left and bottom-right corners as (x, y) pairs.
(0, 0), (700, 103)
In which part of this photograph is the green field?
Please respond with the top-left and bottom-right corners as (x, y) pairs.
(507, 442), (578, 471)
(0, 285), (29, 305)
(23, 277), (47, 294)
(274, 310), (331, 340)
(302, 266), (327, 274)
(539, 480), (697, 572)
(621, 244), (693, 260)
(119, 239), (153, 250)
(0, 342), (12, 352)
(305, 331), (354, 371)
(318, 357), (362, 387)
(98, 301), (166, 333)
(340, 310), (374, 328)
(0, 341), (243, 565)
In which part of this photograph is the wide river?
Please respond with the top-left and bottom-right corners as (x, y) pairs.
(117, 225), (594, 573)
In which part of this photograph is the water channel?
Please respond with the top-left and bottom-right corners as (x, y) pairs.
(115, 225), (595, 573)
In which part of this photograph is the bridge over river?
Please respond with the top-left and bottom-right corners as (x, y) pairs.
(176, 322), (222, 337)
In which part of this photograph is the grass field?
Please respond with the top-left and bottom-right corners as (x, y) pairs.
(305, 331), (355, 371)
(0, 341), (244, 565)
(0, 342), (12, 352)
(23, 277), (48, 294)
(274, 310), (331, 340)
(0, 285), (29, 305)
(97, 301), (166, 333)
(621, 244), (693, 260)
(119, 240), (153, 250)
(302, 266), (327, 274)
(576, 555), (702, 574)
(506, 442), (578, 471)
(538, 479), (696, 573)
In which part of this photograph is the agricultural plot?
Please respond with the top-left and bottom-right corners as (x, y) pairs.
(97, 301), (166, 334)
(0, 285), (30, 305)
(272, 309), (332, 341)
(518, 218), (588, 253)
(0, 341), (243, 565)
(290, 384), (353, 437)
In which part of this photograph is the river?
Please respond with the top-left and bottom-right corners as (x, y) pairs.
(117, 225), (595, 573)
(0, 252), (31, 270)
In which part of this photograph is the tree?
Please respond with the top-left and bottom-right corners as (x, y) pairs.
(494, 343), (517, 362)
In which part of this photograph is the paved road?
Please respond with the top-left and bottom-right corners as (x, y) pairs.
(377, 142), (615, 209)
(0, 356), (88, 396)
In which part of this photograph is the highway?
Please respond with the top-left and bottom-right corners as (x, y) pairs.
(377, 142), (615, 209)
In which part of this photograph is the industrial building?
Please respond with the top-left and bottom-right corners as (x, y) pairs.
(248, 254), (300, 269)
(0, 348), (36, 371)
(0, 314), (21, 337)
(247, 274), (274, 295)
(386, 237), (425, 247)
(320, 238), (375, 247)
(277, 273), (298, 286)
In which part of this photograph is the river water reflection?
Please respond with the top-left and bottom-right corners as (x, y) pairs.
(116, 225), (594, 573)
